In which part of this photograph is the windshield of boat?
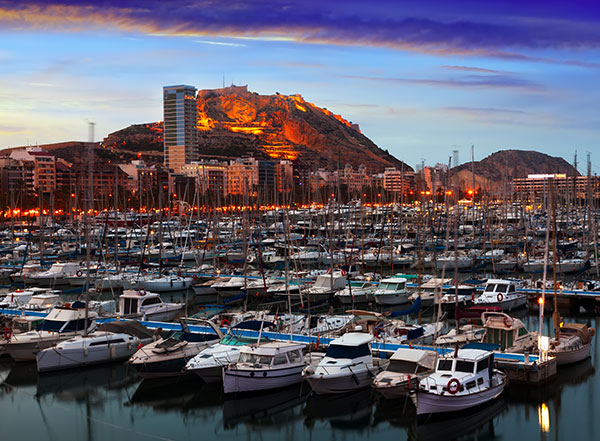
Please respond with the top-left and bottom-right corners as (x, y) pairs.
(455, 360), (475, 373)
(37, 318), (88, 332)
(485, 284), (496, 292)
(325, 343), (370, 359)
(239, 352), (272, 365)
(379, 282), (402, 291)
(437, 359), (453, 371)
(387, 359), (426, 373)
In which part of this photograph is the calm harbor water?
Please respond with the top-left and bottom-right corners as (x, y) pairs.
(1, 313), (598, 441)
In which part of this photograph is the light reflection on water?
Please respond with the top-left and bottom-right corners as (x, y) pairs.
(0, 314), (598, 441)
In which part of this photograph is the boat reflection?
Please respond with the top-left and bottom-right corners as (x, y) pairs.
(304, 388), (373, 429)
(413, 396), (507, 441)
(372, 395), (416, 428)
(223, 383), (309, 429)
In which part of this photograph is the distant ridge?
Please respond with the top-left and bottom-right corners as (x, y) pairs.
(450, 149), (579, 189)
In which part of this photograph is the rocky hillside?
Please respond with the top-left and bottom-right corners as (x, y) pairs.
(194, 85), (408, 171)
(450, 149), (578, 189)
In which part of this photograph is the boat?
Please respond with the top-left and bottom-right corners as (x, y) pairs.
(480, 311), (538, 353)
(4, 302), (98, 362)
(372, 347), (437, 399)
(21, 292), (60, 312)
(373, 277), (410, 305)
(303, 332), (378, 394)
(36, 321), (155, 372)
(549, 322), (594, 365)
(415, 348), (507, 417)
(473, 279), (527, 311)
(300, 271), (347, 302)
(119, 289), (184, 321)
(25, 262), (81, 287)
(128, 320), (222, 378)
(334, 281), (377, 305)
(223, 341), (307, 394)
(183, 326), (271, 383)
(137, 274), (194, 293)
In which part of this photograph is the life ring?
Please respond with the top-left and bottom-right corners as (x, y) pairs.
(341, 269), (347, 276)
(76, 270), (83, 277)
(497, 293), (504, 302)
(220, 318), (230, 327)
(503, 316), (513, 328)
(374, 327), (383, 339)
(139, 288), (146, 296)
(447, 378), (461, 394)
(3, 327), (11, 340)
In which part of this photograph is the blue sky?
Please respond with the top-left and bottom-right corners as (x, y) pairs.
(1, 1), (599, 172)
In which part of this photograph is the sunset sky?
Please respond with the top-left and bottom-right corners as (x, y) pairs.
(1, 1), (599, 171)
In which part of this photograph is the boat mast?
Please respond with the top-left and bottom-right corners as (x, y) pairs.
(84, 121), (95, 337)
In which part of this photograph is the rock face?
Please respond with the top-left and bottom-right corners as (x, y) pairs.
(450, 149), (579, 189)
(195, 85), (408, 171)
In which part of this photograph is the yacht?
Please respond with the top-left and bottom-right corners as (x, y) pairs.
(4, 303), (98, 362)
(372, 348), (437, 399)
(301, 271), (347, 302)
(416, 348), (507, 417)
(303, 332), (378, 394)
(137, 274), (194, 293)
(25, 262), (81, 287)
(119, 289), (184, 321)
(128, 320), (222, 378)
(334, 281), (377, 305)
(223, 341), (307, 394)
(373, 277), (410, 305)
(474, 279), (527, 311)
(36, 321), (155, 372)
(549, 322), (594, 365)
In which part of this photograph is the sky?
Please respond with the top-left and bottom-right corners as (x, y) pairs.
(1, 0), (599, 172)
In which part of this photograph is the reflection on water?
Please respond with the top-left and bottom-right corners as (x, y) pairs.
(0, 313), (598, 441)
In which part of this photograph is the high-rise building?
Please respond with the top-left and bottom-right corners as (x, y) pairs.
(163, 85), (198, 173)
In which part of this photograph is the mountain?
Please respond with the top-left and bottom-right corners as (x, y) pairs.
(450, 149), (579, 189)
(194, 85), (408, 171)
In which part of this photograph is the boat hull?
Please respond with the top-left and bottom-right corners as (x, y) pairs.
(37, 340), (139, 372)
(416, 380), (505, 416)
(305, 369), (373, 395)
(552, 342), (592, 366)
(223, 364), (304, 394)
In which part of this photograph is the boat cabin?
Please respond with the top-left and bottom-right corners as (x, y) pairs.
(119, 290), (164, 316)
(237, 342), (306, 368)
(377, 278), (408, 292)
(480, 312), (537, 352)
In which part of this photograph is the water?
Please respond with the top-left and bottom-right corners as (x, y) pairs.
(1, 313), (598, 441)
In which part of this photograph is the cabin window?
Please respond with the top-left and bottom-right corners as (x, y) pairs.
(37, 320), (66, 332)
(89, 339), (125, 346)
(466, 380), (477, 389)
(437, 359), (453, 371)
(61, 319), (90, 332)
(477, 377), (484, 385)
(456, 360), (475, 373)
(477, 357), (489, 372)
(509, 284), (516, 293)
(273, 354), (288, 365)
(485, 284), (496, 292)
(498, 284), (508, 293)
(387, 360), (423, 373)
(325, 343), (370, 359)
(142, 297), (161, 306)
(288, 350), (302, 363)
(122, 298), (137, 315)
(379, 283), (390, 290)
(518, 328), (528, 337)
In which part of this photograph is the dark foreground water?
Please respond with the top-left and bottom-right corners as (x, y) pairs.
(1, 313), (598, 441)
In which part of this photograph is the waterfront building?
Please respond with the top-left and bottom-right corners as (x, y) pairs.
(163, 85), (198, 173)
(383, 167), (414, 194)
(513, 173), (600, 202)
(181, 160), (229, 196)
(228, 157), (259, 196)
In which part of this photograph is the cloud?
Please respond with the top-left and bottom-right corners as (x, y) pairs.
(440, 65), (508, 74)
(193, 40), (245, 47)
(344, 73), (544, 92)
(1, 1), (599, 66)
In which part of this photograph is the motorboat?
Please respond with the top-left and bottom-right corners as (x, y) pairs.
(4, 302), (98, 362)
(137, 274), (194, 293)
(373, 277), (410, 305)
(128, 320), (222, 378)
(184, 328), (271, 383)
(25, 262), (81, 287)
(223, 341), (307, 394)
(334, 281), (377, 305)
(473, 279), (527, 311)
(0, 288), (36, 308)
(480, 311), (538, 353)
(549, 322), (594, 365)
(22, 292), (60, 312)
(303, 332), (378, 394)
(36, 321), (155, 372)
(415, 348), (507, 417)
(119, 289), (184, 321)
(408, 277), (451, 308)
(301, 271), (347, 302)
(372, 348), (437, 399)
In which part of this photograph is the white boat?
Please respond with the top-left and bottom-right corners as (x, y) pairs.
(416, 348), (507, 416)
(473, 279), (527, 311)
(184, 332), (270, 383)
(137, 275), (194, 293)
(301, 271), (347, 302)
(372, 348), (437, 399)
(36, 321), (155, 372)
(334, 281), (376, 305)
(119, 289), (184, 321)
(373, 277), (410, 305)
(223, 341), (307, 394)
(408, 277), (451, 308)
(4, 303), (98, 362)
(0, 288), (36, 308)
(25, 262), (81, 287)
(128, 320), (222, 378)
(434, 254), (474, 271)
(95, 274), (135, 291)
(549, 322), (594, 365)
(303, 332), (378, 394)
(22, 292), (60, 312)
